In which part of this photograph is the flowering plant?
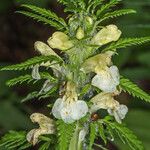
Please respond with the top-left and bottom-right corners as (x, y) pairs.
(0, 0), (150, 150)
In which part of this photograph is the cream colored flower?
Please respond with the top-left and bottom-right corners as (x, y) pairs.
(47, 32), (73, 51)
(91, 25), (121, 46)
(32, 41), (62, 79)
(90, 92), (128, 123)
(81, 51), (114, 73)
(26, 113), (55, 145)
(92, 65), (120, 92)
(81, 51), (119, 92)
(52, 82), (88, 123)
(34, 41), (59, 57)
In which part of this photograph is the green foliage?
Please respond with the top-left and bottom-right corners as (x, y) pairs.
(17, 4), (67, 30)
(99, 9), (136, 23)
(103, 37), (150, 52)
(96, 0), (121, 17)
(56, 120), (75, 150)
(88, 122), (97, 150)
(103, 119), (144, 150)
(98, 123), (107, 144)
(1, 55), (61, 71)
(6, 72), (57, 87)
(120, 77), (150, 102)
(0, 131), (32, 150)
(58, 0), (86, 13)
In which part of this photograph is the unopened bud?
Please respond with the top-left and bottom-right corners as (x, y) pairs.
(76, 27), (85, 40)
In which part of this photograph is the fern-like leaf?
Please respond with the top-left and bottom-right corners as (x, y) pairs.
(120, 77), (150, 102)
(88, 122), (97, 150)
(20, 4), (67, 28)
(1, 55), (61, 71)
(17, 11), (65, 30)
(0, 131), (32, 150)
(103, 120), (144, 150)
(57, 120), (75, 150)
(103, 37), (150, 52)
(96, 0), (121, 17)
(99, 9), (136, 23)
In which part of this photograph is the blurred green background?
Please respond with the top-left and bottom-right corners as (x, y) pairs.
(0, 0), (150, 150)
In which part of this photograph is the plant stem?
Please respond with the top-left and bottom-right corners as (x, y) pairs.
(69, 122), (80, 150)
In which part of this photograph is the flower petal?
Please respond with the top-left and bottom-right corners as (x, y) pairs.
(92, 66), (120, 92)
(71, 100), (88, 120)
(34, 41), (59, 57)
(47, 32), (73, 51)
(92, 74), (116, 92)
(60, 106), (75, 123)
(116, 104), (128, 119)
(109, 65), (120, 85)
(32, 64), (41, 80)
(91, 24), (121, 46)
(52, 98), (63, 119)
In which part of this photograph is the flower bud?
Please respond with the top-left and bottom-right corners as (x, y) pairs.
(47, 32), (73, 51)
(91, 25), (122, 46)
(76, 27), (85, 40)
(85, 16), (93, 26)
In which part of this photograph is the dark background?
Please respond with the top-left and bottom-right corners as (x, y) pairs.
(0, 0), (150, 149)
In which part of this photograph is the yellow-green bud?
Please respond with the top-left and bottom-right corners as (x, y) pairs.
(76, 27), (85, 40)
(85, 16), (93, 26)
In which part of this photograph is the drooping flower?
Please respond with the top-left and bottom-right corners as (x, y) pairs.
(26, 113), (55, 145)
(52, 82), (88, 123)
(47, 32), (73, 51)
(91, 24), (121, 46)
(32, 41), (62, 80)
(90, 92), (128, 123)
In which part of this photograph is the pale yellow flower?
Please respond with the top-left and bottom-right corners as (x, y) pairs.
(34, 41), (59, 57)
(90, 93), (128, 123)
(91, 25), (121, 46)
(26, 113), (55, 145)
(81, 51), (114, 73)
(47, 32), (73, 51)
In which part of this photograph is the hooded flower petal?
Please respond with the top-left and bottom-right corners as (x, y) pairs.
(27, 113), (55, 145)
(47, 32), (73, 51)
(81, 51), (114, 73)
(91, 25), (121, 46)
(34, 41), (59, 57)
(71, 100), (88, 120)
(90, 92), (119, 113)
(92, 65), (120, 92)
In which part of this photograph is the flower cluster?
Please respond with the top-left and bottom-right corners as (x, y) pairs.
(80, 24), (128, 123)
(30, 24), (128, 125)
